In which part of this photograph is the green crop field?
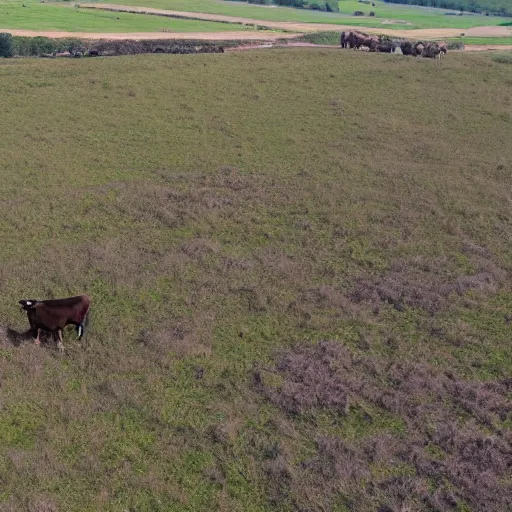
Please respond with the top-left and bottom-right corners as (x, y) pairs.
(89, 0), (511, 29)
(0, 0), (249, 32)
(1, 50), (511, 511)
(451, 35), (512, 44)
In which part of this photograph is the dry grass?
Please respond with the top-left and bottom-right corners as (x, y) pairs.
(0, 50), (511, 510)
(350, 245), (507, 314)
(256, 340), (512, 510)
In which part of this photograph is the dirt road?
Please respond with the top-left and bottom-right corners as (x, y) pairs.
(0, 29), (294, 41)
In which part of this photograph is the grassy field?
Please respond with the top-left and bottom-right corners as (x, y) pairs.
(450, 35), (512, 44)
(1, 50), (512, 511)
(88, 0), (512, 29)
(0, 0), (249, 32)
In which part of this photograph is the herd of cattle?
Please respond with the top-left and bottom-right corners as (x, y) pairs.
(340, 30), (448, 59)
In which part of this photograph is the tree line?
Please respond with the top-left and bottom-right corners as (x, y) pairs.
(382, 0), (511, 17)
(225, 0), (339, 13)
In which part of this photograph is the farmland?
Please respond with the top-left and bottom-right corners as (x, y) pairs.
(1, 0), (511, 34)
(0, 0), (249, 33)
(90, 0), (511, 29)
(0, 49), (511, 511)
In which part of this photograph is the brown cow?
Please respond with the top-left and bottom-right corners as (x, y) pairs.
(348, 31), (379, 51)
(422, 42), (442, 59)
(400, 41), (414, 56)
(340, 31), (350, 48)
(413, 42), (425, 57)
(19, 295), (90, 352)
(437, 41), (448, 58)
(377, 40), (394, 53)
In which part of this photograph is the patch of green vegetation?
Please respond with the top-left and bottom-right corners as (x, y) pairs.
(0, 402), (46, 449)
(450, 36), (512, 44)
(0, 50), (511, 510)
(335, 0), (510, 26)
(0, 0), (249, 32)
(294, 30), (341, 43)
(11, 35), (84, 56)
(492, 51), (512, 62)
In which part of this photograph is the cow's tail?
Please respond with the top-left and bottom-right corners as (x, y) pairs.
(77, 305), (90, 339)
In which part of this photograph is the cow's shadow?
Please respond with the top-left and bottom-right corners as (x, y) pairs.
(0, 327), (46, 347)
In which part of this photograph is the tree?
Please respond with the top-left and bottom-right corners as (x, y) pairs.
(0, 33), (13, 58)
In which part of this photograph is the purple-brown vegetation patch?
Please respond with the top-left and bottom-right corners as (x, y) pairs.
(350, 248), (508, 314)
(255, 340), (512, 511)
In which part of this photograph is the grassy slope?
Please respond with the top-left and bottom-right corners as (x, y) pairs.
(0, 0), (248, 32)
(89, 0), (511, 28)
(0, 50), (511, 511)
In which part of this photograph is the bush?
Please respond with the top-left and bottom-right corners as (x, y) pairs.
(0, 33), (13, 58)
(492, 53), (512, 64)
(369, 10), (375, 15)
(294, 31), (340, 44)
(11, 36), (84, 56)
(353, 10), (365, 15)
(274, 0), (307, 7)
(324, 0), (339, 12)
(446, 39), (465, 50)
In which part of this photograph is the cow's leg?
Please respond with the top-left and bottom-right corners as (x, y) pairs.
(34, 328), (41, 346)
(57, 329), (64, 353)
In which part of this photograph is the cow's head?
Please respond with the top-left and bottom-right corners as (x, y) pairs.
(19, 300), (38, 310)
